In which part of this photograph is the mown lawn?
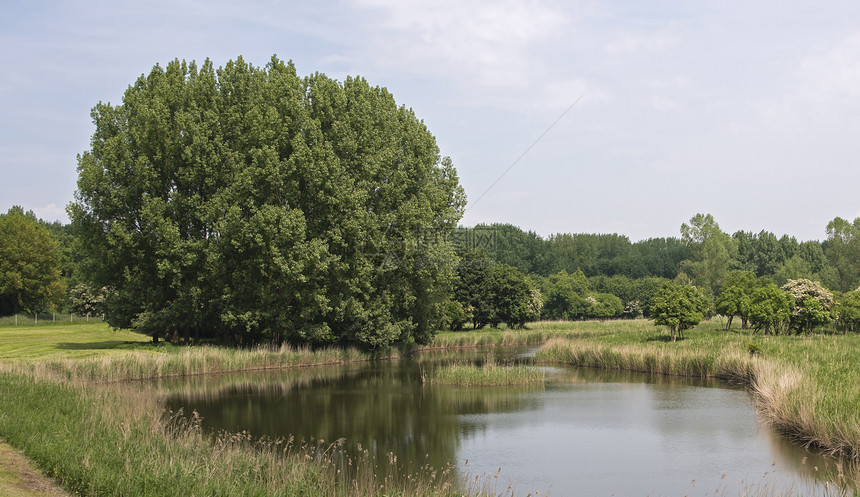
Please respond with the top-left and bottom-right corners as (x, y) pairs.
(0, 323), (153, 361)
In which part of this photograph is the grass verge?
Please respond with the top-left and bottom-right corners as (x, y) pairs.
(0, 439), (68, 497)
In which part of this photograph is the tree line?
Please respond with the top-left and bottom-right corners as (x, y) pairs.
(2, 56), (859, 347)
(445, 214), (860, 337)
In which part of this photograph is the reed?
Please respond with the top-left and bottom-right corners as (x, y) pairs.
(0, 369), (477, 497)
(425, 353), (545, 387)
(0, 343), (375, 385)
(427, 319), (653, 349)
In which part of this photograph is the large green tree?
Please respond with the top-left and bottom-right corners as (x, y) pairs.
(541, 269), (590, 320)
(71, 56), (465, 348)
(0, 207), (66, 315)
(824, 217), (860, 292)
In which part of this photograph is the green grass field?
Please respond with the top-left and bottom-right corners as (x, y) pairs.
(0, 322), (152, 360)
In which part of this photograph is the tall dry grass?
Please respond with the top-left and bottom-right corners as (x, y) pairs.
(425, 352), (545, 386)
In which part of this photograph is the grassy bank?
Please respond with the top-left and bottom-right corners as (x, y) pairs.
(535, 321), (860, 461)
(0, 323), (474, 496)
(0, 439), (68, 497)
(0, 371), (473, 497)
(425, 353), (545, 386)
(2, 320), (860, 495)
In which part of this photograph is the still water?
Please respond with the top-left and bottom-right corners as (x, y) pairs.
(163, 348), (843, 496)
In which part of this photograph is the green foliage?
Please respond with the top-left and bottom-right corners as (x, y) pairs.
(71, 56), (465, 349)
(746, 281), (793, 335)
(586, 292), (623, 319)
(544, 232), (633, 277)
(0, 208), (66, 315)
(733, 230), (785, 277)
(679, 213), (737, 299)
(451, 257), (539, 329)
(714, 270), (757, 330)
(541, 270), (589, 320)
(824, 216), (860, 292)
(483, 264), (537, 329)
(453, 225), (690, 281)
(651, 282), (707, 342)
(744, 341), (761, 356)
(438, 299), (469, 332)
(835, 290), (860, 333)
(468, 223), (547, 275)
(628, 237), (691, 279)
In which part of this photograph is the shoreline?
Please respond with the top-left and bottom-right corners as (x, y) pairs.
(1, 320), (858, 495)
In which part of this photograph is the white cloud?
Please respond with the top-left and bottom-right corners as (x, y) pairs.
(349, 0), (566, 87)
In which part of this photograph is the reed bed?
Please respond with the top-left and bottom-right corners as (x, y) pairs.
(425, 353), (545, 387)
(0, 343), (375, 384)
(427, 319), (653, 349)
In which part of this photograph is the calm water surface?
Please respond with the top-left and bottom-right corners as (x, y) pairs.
(162, 347), (843, 496)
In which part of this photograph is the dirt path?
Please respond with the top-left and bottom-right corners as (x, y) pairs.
(0, 440), (68, 497)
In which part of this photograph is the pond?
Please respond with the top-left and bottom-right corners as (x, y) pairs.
(162, 347), (843, 496)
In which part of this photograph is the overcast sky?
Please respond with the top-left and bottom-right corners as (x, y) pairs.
(2, 0), (859, 241)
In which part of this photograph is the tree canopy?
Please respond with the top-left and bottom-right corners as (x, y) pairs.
(651, 282), (707, 342)
(71, 56), (465, 348)
(0, 207), (66, 315)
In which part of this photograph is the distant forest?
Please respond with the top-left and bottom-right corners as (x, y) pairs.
(457, 218), (838, 287)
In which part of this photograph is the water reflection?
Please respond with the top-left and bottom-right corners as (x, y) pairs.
(162, 348), (847, 496)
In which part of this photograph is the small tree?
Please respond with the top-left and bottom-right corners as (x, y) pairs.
(651, 282), (707, 342)
(484, 264), (536, 329)
(781, 279), (834, 334)
(586, 293), (624, 319)
(747, 282), (793, 335)
(69, 284), (107, 317)
(715, 271), (756, 330)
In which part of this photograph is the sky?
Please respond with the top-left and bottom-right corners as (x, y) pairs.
(2, 0), (859, 242)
